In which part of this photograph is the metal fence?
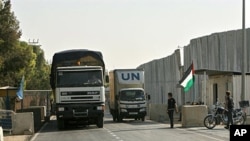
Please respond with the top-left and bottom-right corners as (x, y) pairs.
(21, 90), (52, 117)
(0, 110), (14, 134)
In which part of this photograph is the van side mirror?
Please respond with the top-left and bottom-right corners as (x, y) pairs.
(147, 95), (151, 100)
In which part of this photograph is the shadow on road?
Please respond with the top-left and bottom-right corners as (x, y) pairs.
(38, 119), (104, 133)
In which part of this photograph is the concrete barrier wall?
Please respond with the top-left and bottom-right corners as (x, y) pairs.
(16, 108), (42, 132)
(28, 106), (46, 121)
(12, 112), (34, 135)
(149, 104), (167, 122)
(181, 105), (207, 127)
(149, 104), (179, 122)
(0, 126), (3, 141)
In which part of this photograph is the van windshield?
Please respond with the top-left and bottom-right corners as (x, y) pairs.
(119, 90), (145, 101)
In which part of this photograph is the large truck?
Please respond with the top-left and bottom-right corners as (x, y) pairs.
(50, 49), (107, 129)
(109, 69), (147, 122)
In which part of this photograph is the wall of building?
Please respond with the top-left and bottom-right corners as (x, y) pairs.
(184, 28), (250, 72)
(207, 75), (232, 105)
(183, 28), (250, 104)
(137, 28), (250, 121)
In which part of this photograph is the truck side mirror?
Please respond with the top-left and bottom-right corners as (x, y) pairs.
(116, 92), (121, 100)
(105, 75), (109, 83)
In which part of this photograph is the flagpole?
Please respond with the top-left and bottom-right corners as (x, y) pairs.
(203, 71), (206, 105)
(193, 82), (195, 103)
(241, 0), (246, 101)
(21, 99), (23, 112)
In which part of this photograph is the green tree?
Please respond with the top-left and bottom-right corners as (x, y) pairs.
(0, 0), (51, 111)
(26, 44), (51, 90)
(0, 0), (23, 86)
(0, 0), (21, 51)
(0, 0), (51, 90)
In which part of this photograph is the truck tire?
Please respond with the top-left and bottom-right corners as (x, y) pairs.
(97, 116), (104, 128)
(57, 119), (65, 130)
(118, 115), (123, 122)
(141, 116), (145, 122)
(112, 115), (116, 122)
(114, 112), (119, 122)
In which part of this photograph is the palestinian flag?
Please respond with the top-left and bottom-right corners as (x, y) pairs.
(179, 63), (194, 92)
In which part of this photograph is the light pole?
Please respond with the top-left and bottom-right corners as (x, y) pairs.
(241, 0), (246, 101)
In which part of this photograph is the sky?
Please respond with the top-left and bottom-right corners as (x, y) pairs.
(10, 0), (250, 70)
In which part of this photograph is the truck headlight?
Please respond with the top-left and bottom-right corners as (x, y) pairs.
(97, 106), (104, 110)
(58, 107), (64, 111)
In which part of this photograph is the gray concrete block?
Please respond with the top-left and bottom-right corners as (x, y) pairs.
(12, 112), (34, 135)
(181, 105), (208, 127)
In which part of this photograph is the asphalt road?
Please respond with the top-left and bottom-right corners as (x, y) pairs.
(30, 113), (230, 141)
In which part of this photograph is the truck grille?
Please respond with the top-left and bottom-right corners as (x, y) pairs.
(61, 100), (100, 102)
(127, 108), (140, 112)
(60, 91), (101, 103)
(61, 91), (100, 96)
(71, 96), (93, 99)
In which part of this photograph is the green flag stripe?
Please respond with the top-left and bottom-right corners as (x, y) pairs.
(180, 70), (192, 87)
(184, 78), (194, 92)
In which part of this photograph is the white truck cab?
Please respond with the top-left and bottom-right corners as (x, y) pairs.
(109, 69), (147, 122)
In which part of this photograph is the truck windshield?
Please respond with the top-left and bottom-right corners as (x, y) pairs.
(119, 90), (145, 101)
(56, 70), (103, 87)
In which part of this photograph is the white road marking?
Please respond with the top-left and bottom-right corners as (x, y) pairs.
(30, 122), (48, 141)
(104, 127), (124, 141)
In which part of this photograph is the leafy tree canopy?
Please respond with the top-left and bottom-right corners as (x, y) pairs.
(0, 0), (50, 90)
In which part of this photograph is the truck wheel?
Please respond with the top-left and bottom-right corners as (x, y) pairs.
(141, 116), (145, 122)
(114, 112), (119, 122)
(97, 116), (104, 128)
(57, 119), (65, 130)
(112, 115), (116, 122)
(118, 116), (123, 122)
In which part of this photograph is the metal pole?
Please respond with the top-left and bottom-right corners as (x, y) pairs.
(241, 0), (246, 101)
(203, 71), (206, 105)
